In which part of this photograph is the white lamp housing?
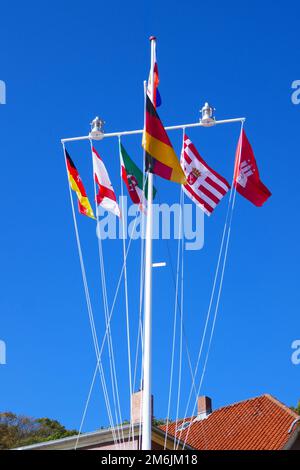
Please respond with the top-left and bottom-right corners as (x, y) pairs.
(89, 116), (105, 140)
(200, 102), (216, 127)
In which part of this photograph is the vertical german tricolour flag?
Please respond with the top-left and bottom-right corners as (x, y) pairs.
(65, 150), (95, 219)
(142, 95), (186, 184)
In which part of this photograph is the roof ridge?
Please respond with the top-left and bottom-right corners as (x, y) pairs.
(211, 394), (264, 411)
(204, 394), (269, 415)
(165, 395), (281, 426)
(210, 394), (300, 417)
(263, 393), (299, 419)
(189, 393), (299, 417)
(162, 395), (269, 428)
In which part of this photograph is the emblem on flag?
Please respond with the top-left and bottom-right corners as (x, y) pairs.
(120, 142), (156, 212)
(236, 160), (254, 187)
(187, 167), (202, 186)
(234, 129), (271, 206)
(127, 174), (138, 192)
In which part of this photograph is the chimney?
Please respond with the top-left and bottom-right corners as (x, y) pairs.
(131, 391), (154, 424)
(197, 396), (212, 420)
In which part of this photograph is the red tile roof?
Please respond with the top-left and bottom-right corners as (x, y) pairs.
(161, 394), (299, 450)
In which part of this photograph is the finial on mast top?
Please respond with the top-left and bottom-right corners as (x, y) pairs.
(149, 36), (156, 41)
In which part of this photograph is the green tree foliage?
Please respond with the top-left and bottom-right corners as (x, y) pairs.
(291, 401), (300, 416)
(153, 417), (171, 427)
(120, 417), (170, 427)
(0, 412), (77, 449)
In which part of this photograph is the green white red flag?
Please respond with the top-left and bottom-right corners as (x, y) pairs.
(120, 142), (156, 212)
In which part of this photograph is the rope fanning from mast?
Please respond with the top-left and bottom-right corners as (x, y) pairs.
(156, 189), (199, 401)
(181, 121), (245, 450)
(74, 184), (145, 444)
(62, 143), (118, 445)
(164, 185), (184, 449)
(90, 140), (125, 444)
(118, 136), (135, 445)
(174, 188), (185, 449)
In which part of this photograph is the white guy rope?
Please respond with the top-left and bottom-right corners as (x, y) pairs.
(164, 187), (183, 449)
(76, 195), (143, 444)
(75, 360), (119, 449)
(181, 121), (244, 450)
(156, 189), (199, 402)
(178, 186), (234, 438)
(118, 136), (135, 445)
(62, 143), (118, 446)
(174, 186), (185, 449)
(97, 227), (125, 445)
(73, 219), (141, 446)
(89, 140), (124, 445)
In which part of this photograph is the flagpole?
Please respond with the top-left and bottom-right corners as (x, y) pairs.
(59, 39), (248, 451)
(141, 36), (156, 451)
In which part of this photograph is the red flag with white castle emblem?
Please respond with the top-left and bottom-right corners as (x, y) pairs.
(234, 129), (271, 206)
(181, 134), (230, 216)
(92, 147), (121, 217)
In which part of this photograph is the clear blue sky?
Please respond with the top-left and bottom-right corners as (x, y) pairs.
(1, 0), (300, 432)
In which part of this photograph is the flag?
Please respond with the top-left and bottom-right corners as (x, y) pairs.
(92, 147), (121, 217)
(234, 129), (271, 206)
(181, 134), (231, 216)
(65, 150), (95, 219)
(120, 143), (156, 212)
(142, 95), (186, 184)
(147, 41), (161, 108)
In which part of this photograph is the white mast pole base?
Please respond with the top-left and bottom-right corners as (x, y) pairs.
(142, 169), (154, 451)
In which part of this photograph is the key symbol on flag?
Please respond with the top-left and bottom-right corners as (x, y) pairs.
(234, 130), (271, 206)
(237, 160), (254, 188)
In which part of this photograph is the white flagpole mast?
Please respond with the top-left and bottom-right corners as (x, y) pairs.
(141, 35), (156, 451)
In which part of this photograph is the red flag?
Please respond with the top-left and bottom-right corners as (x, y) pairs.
(234, 129), (271, 207)
(181, 134), (230, 215)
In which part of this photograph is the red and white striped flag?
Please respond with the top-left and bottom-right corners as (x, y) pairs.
(181, 135), (230, 216)
(92, 147), (121, 217)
